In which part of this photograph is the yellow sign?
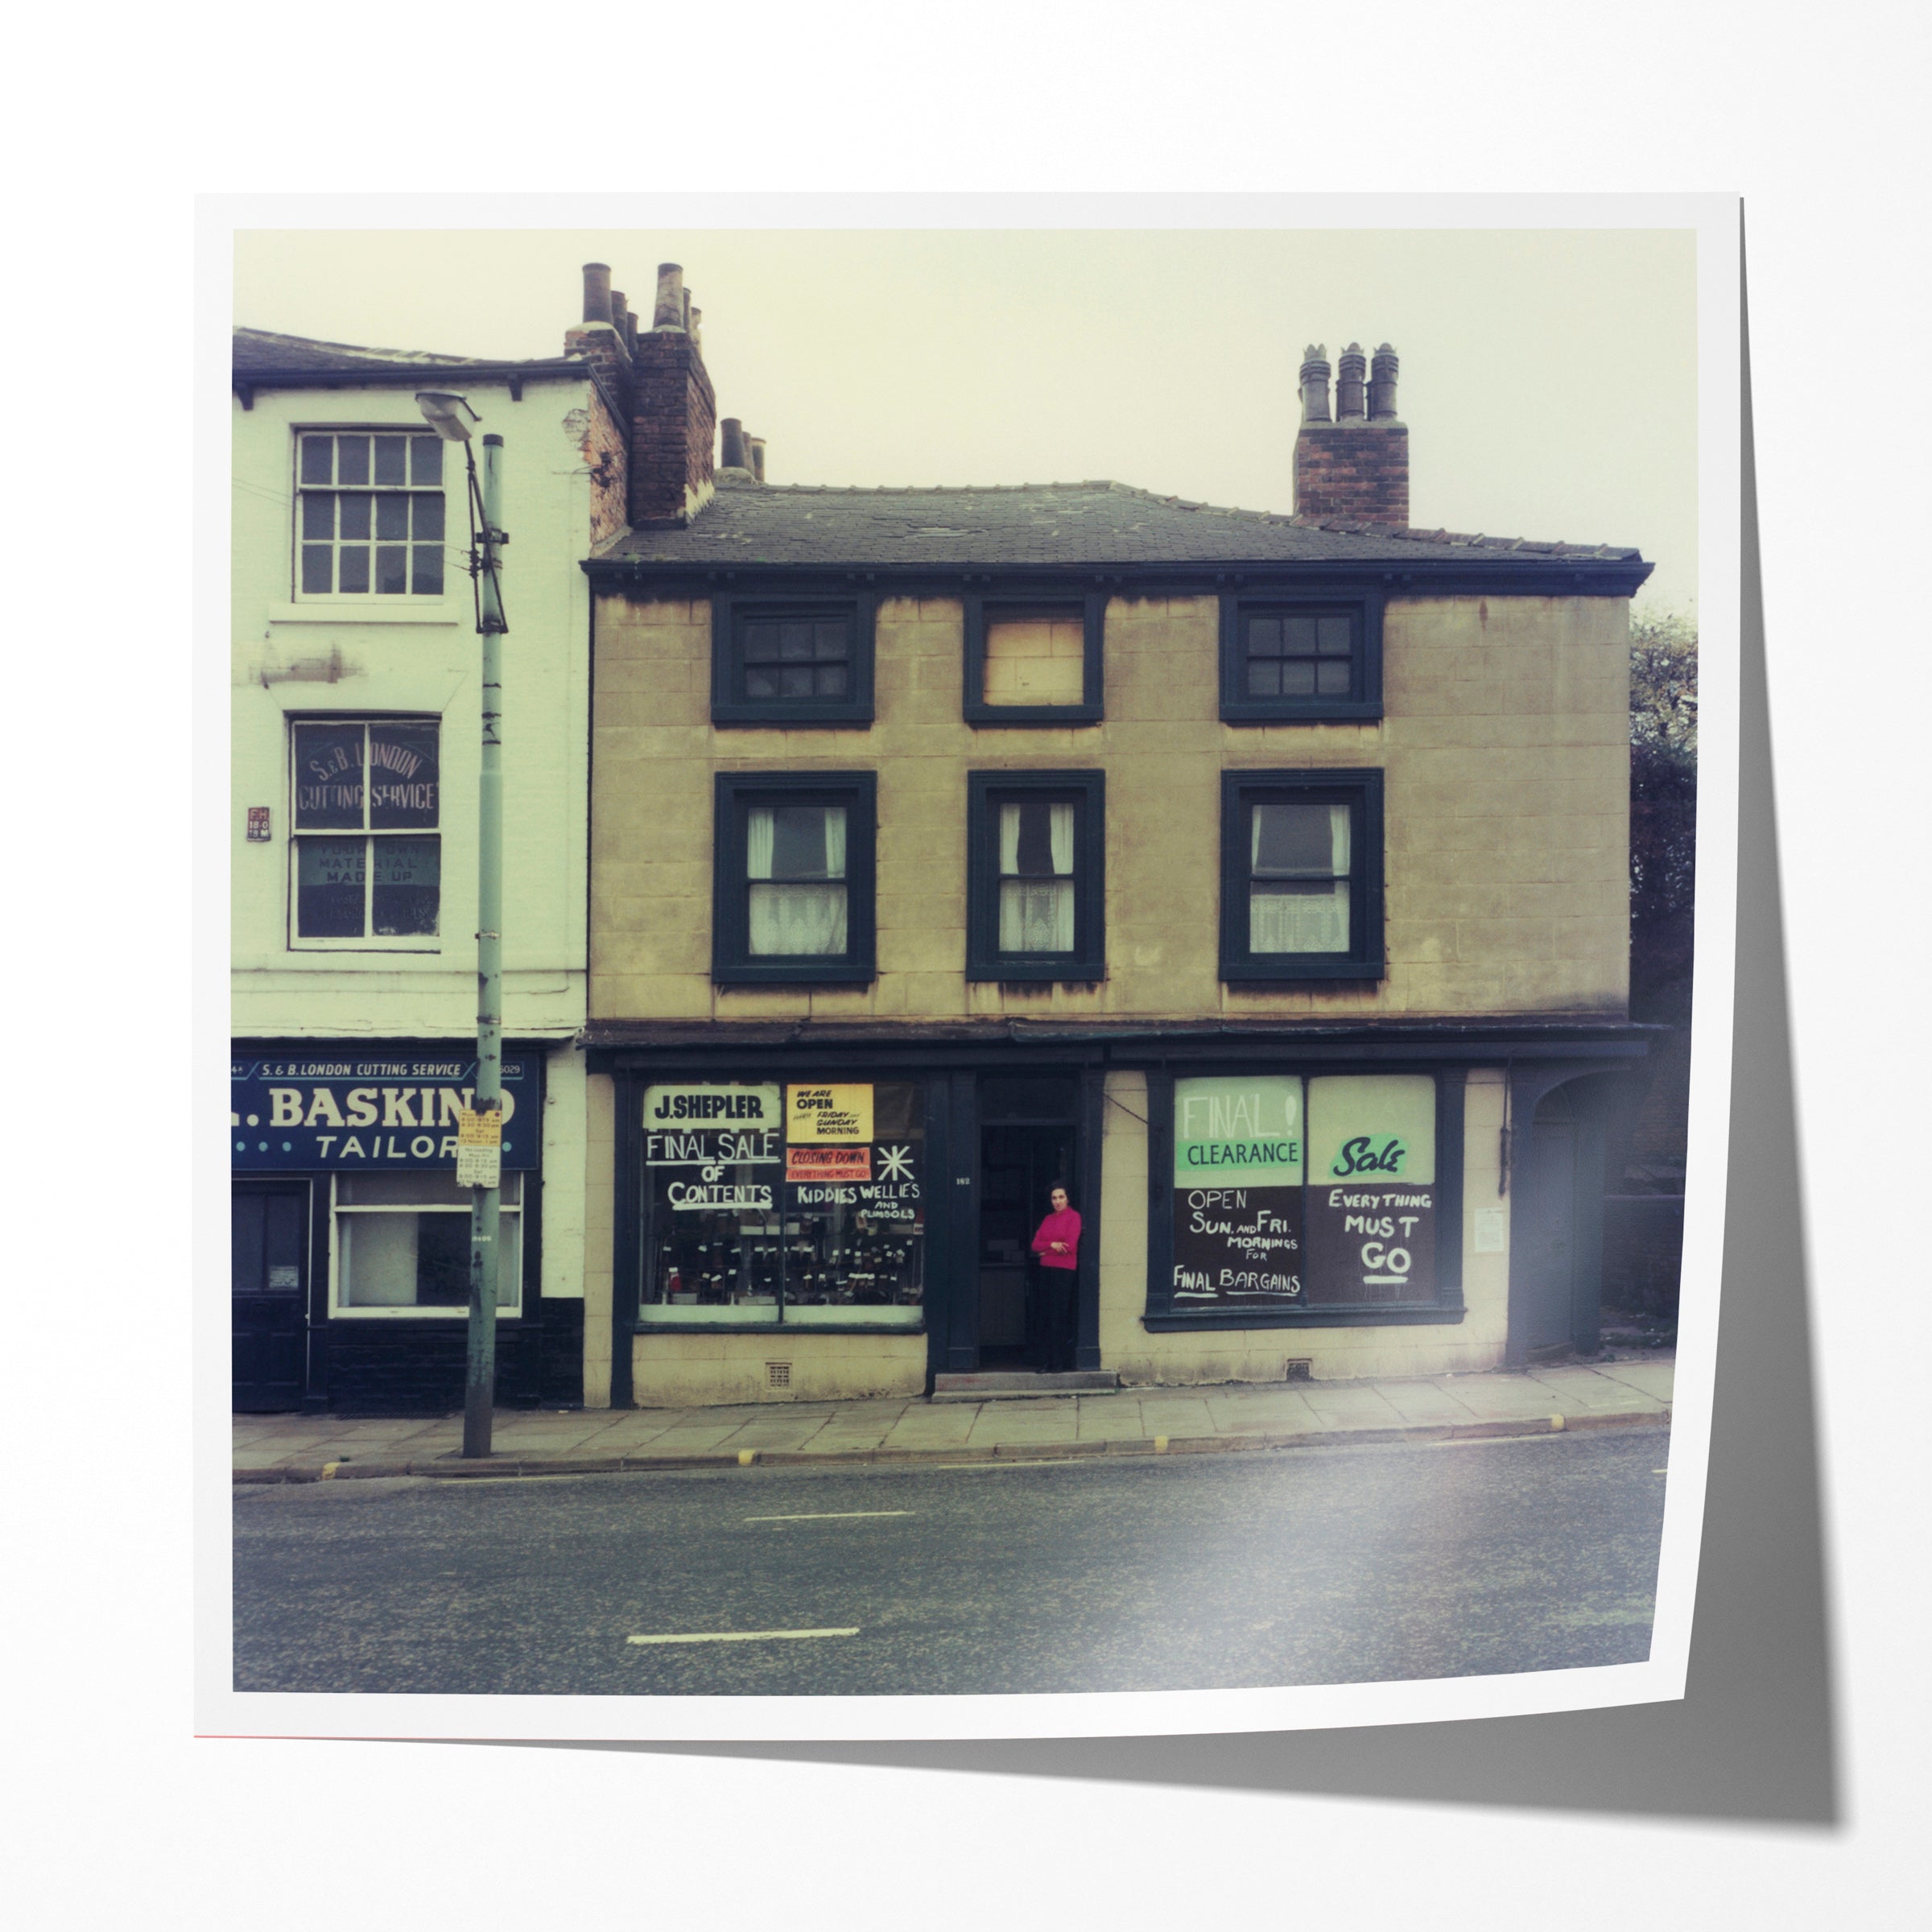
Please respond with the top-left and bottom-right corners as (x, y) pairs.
(456, 1107), (502, 1148)
(786, 1084), (873, 1145)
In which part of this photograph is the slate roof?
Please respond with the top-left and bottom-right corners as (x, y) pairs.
(232, 327), (588, 382)
(592, 473), (1649, 577)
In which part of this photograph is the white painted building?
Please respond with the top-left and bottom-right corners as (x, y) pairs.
(229, 276), (654, 1412)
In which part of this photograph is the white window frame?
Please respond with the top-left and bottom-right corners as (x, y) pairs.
(292, 427), (456, 605)
(327, 1172), (524, 1320)
(287, 716), (443, 954)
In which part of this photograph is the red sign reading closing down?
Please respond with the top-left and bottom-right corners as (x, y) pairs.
(785, 1146), (871, 1182)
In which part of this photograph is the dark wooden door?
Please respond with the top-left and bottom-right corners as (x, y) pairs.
(1523, 1115), (1579, 1354)
(232, 1180), (311, 1411)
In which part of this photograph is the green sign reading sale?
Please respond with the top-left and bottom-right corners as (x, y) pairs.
(1307, 1075), (1436, 1183)
(1173, 1076), (1304, 1187)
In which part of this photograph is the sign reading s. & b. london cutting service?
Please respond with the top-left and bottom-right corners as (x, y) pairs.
(1171, 1075), (1306, 1305)
(230, 1054), (539, 1171)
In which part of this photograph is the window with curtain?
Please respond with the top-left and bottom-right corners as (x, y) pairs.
(1219, 770), (1384, 983)
(713, 773), (877, 985)
(968, 771), (1104, 981)
(747, 803), (848, 956)
(998, 799), (1076, 953)
(1250, 799), (1352, 953)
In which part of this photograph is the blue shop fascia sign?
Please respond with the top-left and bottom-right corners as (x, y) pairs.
(230, 1051), (540, 1172)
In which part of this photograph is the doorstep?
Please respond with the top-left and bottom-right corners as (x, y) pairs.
(931, 1370), (1121, 1402)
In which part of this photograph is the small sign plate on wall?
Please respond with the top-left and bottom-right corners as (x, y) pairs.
(246, 807), (271, 842)
(455, 1106), (502, 1189)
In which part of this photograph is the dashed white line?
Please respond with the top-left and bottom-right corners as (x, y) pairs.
(743, 1510), (914, 1522)
(626, 1627), (860, 1645)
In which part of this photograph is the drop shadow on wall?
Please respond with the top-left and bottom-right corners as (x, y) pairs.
(496, 221), (1839, 1827)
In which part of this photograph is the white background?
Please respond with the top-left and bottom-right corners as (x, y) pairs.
(11, 3), (1929, 1926)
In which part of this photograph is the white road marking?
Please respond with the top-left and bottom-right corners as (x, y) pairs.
(626, 1627), (860, 1645)
(743, 1509), (914, 1522)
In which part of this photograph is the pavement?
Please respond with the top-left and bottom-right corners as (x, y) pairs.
(232, 1350), (1673, 1483)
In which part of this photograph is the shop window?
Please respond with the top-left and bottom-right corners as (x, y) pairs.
(966, 770), (1106, 982)
(1219, 769), (1384, 982)
(638, 1080), (924, 1328)
(1218, 590), (1383, 721)
(296, 430), (447, 598)
(712, 772), (877, 985)
(332, 1171), (522, 1317)
(290, 718), (441, 948)
(962, 593), (1104, 726)
(711, 593), (875, 726)
(1150, 1069), (1459, 1325)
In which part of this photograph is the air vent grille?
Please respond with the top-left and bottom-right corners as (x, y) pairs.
(766, 1360), (792, 1390)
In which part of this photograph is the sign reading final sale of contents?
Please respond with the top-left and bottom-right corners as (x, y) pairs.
(786, 1084), (873, 1144)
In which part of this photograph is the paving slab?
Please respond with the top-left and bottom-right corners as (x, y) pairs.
(1375, 1381), (1484, 1425)
(1526, 1366), (1669, 1413)
(1589, 1360), (1676, 1402)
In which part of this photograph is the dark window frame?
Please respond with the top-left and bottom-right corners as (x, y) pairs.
(287, 713), (443, 952)
(1220, 768), (1385, 983)
(966, 770), (1106, 984)
(711, 592), (876, 728)
(962, 591), (1105, 727)
(1218, 588), (1385, 722)
(1141, 1064), (1467, 1329)
(712, 770), (878, 986)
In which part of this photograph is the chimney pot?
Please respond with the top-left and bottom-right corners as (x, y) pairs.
(581, 262), (614, 326)
(680, 288), (692, 332)
(1298, 344), (1332, 424)
(720, 417), (749, 470)
(689, 305), (702, 353)
(1368, 343), (1401, 421)
(652, 262), (686, 329)
(747, 435), (766, 484)
(1335, 342), (1367, 420)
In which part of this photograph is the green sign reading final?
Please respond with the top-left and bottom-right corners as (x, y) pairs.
(1173, 1076), (1304, 1187)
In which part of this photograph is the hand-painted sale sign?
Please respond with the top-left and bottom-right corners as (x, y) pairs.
(1170, 1075), (1306, 1303)
(1303, 1075), (1436, 1302)
(230, 1054), (539, 1170)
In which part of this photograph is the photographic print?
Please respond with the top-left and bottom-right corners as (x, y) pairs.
(210, 201), (1733, 1740)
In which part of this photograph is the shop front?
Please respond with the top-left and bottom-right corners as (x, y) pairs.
(229, 1043), (578, 1414)
(592, 1030), (1642, 1408)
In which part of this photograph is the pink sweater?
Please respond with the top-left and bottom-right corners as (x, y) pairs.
(1030, 1208), (1083, 1270)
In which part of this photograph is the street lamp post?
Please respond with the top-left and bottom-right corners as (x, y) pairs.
(418, 392), (507, 1459)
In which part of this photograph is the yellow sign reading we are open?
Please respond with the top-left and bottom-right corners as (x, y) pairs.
(786, 1084), (873, 1144)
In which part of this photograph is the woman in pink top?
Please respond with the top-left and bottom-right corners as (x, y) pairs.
(1030, 1186), (1082, 1371)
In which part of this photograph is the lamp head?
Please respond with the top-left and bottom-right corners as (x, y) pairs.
(415, 391), (480, 442)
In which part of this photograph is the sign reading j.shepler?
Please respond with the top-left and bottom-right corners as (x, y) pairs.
(786, 1084), (873, 1145)
(1304, 1074), (1438, 1303)
(1170, 1075), (1306, 1303)
(644, 1084), (782, 1168)
(229, 1055), (538, 1171)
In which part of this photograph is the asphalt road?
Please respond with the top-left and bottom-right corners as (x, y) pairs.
(232, 1426), (1670, 1696)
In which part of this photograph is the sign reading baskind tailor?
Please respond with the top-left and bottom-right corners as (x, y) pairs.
(230, 1054), (539, 1171)
(1303, 1075), (1437, 1302)
(1170, 1075), (1305, 1304)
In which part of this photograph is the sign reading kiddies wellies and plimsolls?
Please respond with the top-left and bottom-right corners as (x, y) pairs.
(1170, 1075), (1307, 1304)
(229, 1055), (539, 1171)
(1303, 1075), (1437, 1302)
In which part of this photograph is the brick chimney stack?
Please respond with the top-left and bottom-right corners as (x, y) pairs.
(1293, 339), (1409, 525)
(629, 261), (716, 524)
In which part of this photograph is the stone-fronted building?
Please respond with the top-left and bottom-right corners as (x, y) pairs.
(577, 338), (1653, 1410)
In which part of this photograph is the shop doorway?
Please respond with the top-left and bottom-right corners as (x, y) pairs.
(1521, 1088), (1580, 1356)
(232, 1179), (311, 1411)
(976, 1121), (1077, 1370)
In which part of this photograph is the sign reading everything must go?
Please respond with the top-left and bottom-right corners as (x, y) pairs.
(230, 1054), (540, 1170)
(1170, 1073), (1437, 1307)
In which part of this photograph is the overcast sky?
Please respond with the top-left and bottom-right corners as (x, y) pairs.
(233, 225), (1697, 613)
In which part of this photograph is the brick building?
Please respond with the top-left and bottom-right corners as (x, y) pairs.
(577, 323), (1654, 1410)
